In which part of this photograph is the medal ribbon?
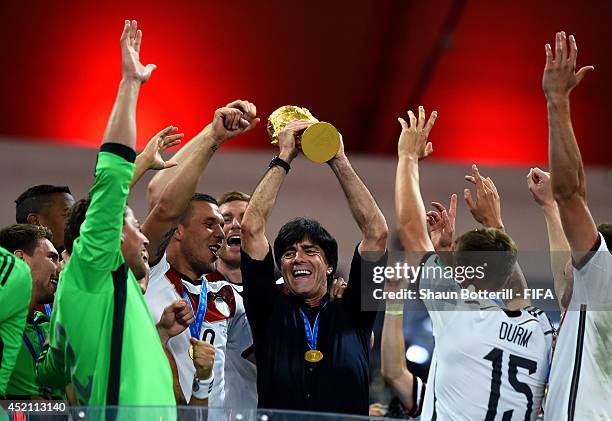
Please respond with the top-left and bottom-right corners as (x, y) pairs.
(22, 325), (45, 363)
(299, 302), (327, 351)
(44, 304), (52, 317)
(183, 281), (208, 339)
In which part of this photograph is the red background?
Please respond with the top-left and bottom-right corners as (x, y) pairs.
(0, 0), (610, 165)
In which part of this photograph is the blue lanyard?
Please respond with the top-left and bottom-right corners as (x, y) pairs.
(299, 302), (327, 351)
(22, 325), (45, 363)
(183, 281), (208, 339)
(44, 304), (52, 317)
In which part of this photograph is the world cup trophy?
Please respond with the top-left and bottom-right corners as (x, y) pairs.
(267, 106), (341, 163)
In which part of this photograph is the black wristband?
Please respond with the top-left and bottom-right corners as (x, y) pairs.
(269, 156), (291, 173)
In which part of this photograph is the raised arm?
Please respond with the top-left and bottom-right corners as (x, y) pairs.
(543, 32), (597, 263)
(328, 137), (388, 255)
(142, 104), (257, 260)
(381, 280), (420, 416)
(103, 20), (155, 149)
(464, 166), (530, 308)
(146, 100), (259, 210)
(395, 106), (437, 260)
(240, 121), (310, 260)
(527, 168), (572, 311)
(130, 126), (183, 189)
(74, 20), (153, 271)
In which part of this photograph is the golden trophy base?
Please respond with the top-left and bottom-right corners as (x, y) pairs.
(300, 122), (340, 163)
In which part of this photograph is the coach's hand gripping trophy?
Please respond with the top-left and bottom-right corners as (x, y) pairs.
(267, 106), (341, 163)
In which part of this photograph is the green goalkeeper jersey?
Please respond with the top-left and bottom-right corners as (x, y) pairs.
(36, 144), (175, 415)
(6, 311), (66, 399)
(0, 246), (32, 396)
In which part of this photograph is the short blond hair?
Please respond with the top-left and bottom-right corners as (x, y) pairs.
(217, 191), (251, 206)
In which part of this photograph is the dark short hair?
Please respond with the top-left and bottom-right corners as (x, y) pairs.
(15, 185), (72, 223)
(179, 193), (219, 225)
(597, 223), (612, 252)
(64, 199), (132, 255)
(217, 191), (251, 206)
(273, 218), (338, 285)
(455, 228), (518, 291)
(63, 199), (90, 255)
(0, 224), (53, 255)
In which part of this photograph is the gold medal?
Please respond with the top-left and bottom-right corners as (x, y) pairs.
(188, 345), (194, 360)
(305, 349), (324, 363)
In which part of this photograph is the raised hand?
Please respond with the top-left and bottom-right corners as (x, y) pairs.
(120, 20), (157, 83)
(190, 338), (215, 380)
(397, 106), (437, 160)
(226, 99), (260, 133)
(543, 31), (594, 101)
(156, 300), (195, 345)
(210, 106), (254, 146)
(527, 168), (554, 208)
(277, 120), (313, 163)
(426, 194), (457, 251)
(139, 126), (183, 171)
(464, 165), (504, 230)
(329, 277), (347, 301)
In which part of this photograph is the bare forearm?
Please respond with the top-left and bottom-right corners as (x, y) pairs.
(142, 131), (218, 258)
(241, 165), (287, 259)
(329, 156), (387, 249)
(156, 134), (217, 217)
(395, 156), (431, 252)
(542, 204), (572, 309)
(381, 311), (408, 380)
(130, 154), (149, 189)
(547, 98), (585, 199)
(547, 97), (598, 255)
(542, 204), (571, 252)
(148, 125), (214, 209)
(103, 79), (141, 149)
(381, 307), (415, 411)
(156, 324), (170, 347)
(244, 166), (286, 229)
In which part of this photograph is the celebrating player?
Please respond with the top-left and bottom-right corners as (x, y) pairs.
(542, 31), (612, 420)
(143, 101), (259, 406)
(394, 106), (553, 420)
(0, 225), (64, 399)
(35, 21), (175, 416)
(0, 247), (32, 398)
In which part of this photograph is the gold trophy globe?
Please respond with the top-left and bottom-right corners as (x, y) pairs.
(267, 106), (340, 163)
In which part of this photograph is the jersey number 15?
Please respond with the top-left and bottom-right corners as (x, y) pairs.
(484, 347), (537, 421)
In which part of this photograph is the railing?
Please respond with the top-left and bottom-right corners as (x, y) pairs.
(2, 406), (403, 421)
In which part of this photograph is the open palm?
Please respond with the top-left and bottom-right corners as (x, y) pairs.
(120, 20), (157, 83)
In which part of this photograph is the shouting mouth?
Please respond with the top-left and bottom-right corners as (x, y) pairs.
(209, 244), (221, 259)
(227, 235), (241, 249)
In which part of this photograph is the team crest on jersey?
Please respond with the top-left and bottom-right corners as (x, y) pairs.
(205, 279), (237, 322)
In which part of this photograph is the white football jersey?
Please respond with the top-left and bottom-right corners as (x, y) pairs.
(222, 282), (258, 410)
(145, 255), (234, 407)
(544, 233), (612, 421)
(419, 254), (554, 421)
